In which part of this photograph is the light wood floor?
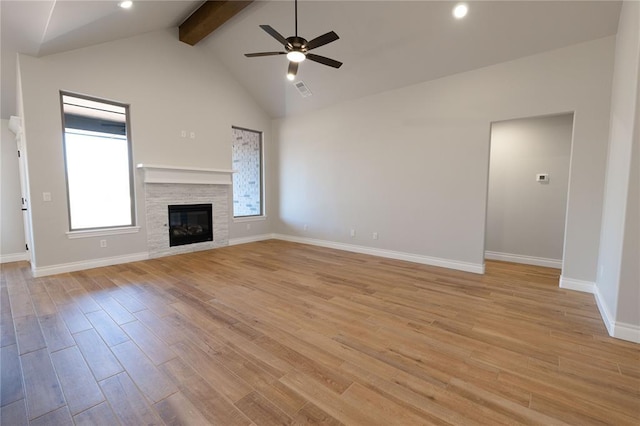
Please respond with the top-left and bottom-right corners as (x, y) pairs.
(1, 240), (638, 425)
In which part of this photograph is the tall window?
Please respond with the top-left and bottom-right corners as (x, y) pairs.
(232, 127), (263, 218)
(61, 93), (135, 230)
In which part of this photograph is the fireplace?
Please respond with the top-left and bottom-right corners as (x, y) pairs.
(168, 204), (213, 247)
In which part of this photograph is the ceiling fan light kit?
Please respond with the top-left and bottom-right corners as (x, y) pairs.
(287, 61), (298, 81)
(245, 0), (342, 81)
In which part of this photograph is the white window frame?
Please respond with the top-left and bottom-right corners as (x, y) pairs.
(60, 92), (137, 233)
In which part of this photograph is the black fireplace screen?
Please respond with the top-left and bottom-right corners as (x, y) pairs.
(168, 204), (213, 247)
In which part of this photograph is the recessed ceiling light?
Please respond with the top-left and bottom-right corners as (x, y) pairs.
(453, 3), (468, 19)
(119, 1), (133, 9)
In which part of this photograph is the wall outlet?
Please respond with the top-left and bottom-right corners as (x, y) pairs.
(372, 232), (379, 240)
(303, 224), (308, 231)
(180, 130), (187, 138)
(100, 239), (107, 248)
(42, 192), (52, 202)
(246, 223), (251, 230)
(350, 229), (356, 238)
(190, 131), (196, 139)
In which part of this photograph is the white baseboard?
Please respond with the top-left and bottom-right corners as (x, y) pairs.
(594, 286), (640, 343)
(32, 252), (149, 278)
(611, 321), (640, 343)
(560, 276), (639, 343)
(593, 285), (615, 336)
(559, 275), (596, 293)
(485, 251), (562, 269)
(271, 234), (484, 274)
(228, 234), (274, 246)
(0, 252), (30, 264)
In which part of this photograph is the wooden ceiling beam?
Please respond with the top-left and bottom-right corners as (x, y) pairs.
(179, 0), (254, 46)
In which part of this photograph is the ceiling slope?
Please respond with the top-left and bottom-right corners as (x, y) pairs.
(201, 1), (622, 118)
(0, 1), (622, 120)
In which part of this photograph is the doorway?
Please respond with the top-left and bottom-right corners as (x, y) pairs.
(485, 113), (574, 269)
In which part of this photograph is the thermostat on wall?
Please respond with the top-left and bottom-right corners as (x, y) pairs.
(536, 173), (549, 183)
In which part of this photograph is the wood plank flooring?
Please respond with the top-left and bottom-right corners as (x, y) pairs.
(1, 240), (638, 425)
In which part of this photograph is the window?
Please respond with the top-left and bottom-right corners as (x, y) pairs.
(232, 127), (263, 218)
(61, 93), (135, 231)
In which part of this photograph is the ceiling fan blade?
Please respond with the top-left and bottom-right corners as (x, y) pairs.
(245, 52), (287, 57)
(306, 53), (343, 69)
(306, 31), (339, 50)
(259, 25), (289, 47)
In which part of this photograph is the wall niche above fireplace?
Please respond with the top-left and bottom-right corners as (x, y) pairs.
(168, 204), (213, 247)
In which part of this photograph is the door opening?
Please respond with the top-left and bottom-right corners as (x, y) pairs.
(485, 113), (574, 271)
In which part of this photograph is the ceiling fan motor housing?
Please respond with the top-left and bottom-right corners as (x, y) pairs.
(286, 36), (309, 53)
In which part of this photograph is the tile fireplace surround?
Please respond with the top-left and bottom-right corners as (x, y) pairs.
(137, 164), (233, 258)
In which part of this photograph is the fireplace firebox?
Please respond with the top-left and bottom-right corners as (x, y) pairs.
(168, 204), (213, 247)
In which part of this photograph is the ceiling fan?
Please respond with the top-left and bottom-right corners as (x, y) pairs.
(244, 0), (342, 81)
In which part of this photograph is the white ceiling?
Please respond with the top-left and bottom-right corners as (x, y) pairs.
(0, 0), (622, 119)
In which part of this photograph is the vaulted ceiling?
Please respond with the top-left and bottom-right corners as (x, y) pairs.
(0, 1), (622, 119)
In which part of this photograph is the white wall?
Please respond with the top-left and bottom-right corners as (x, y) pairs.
(618, 126), (638, 327)
(486, 114), (573, 264)
(0, 119), (26, 260)
(596, 0), (640, 339)
(17, 29), (273, 270)
(274, 37), (614, 280)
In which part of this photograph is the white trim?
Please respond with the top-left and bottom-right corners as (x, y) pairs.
(32, 252), (149, 278)
(612, 321), (640, 343)
(228, 234), (274, 246)
(485, 251), (562, 269)
(0, 252), (29, 264)
(271, 234), (485, 274)
(233, 216), (268, 223)
(594, 285), (616, 336)
(559, 277), (639, 343)
(136, 164), (235, 173)
(66, 226), (141, 239)
(137, 164), (234, 185)
(559, 275), (596, 293)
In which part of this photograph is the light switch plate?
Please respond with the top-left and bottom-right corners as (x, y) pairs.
(536, 173), (549, 183)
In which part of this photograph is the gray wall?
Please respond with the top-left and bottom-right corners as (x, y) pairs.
(0, 119), (26, 260)
(486, 114), (573, 263)
(597, 0), (640, 332)
(17, 28), (273, 270)
(274, 37), (614, 281)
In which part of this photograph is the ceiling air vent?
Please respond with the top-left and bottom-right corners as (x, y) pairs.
(294, 81), (312, 98)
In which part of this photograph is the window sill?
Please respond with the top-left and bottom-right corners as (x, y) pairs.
(66, 226), (141, 239)
(233, 216), (267, 223)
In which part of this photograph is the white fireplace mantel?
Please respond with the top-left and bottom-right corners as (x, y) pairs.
(137, 164), (234, 185)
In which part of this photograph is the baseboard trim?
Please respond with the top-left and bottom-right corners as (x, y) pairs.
(593, 285), (615, 336)
(612, 321), (640, 343)
(593, 286), (640, 343)
(0, 252), (30, 264)
(32, 252), (149, 278)
(271, 234), (484, 274)
(559, 275), (596, 293)
(559, 276), (639, 343)
(485, 251), (562, 269)
(228, 234), (274, 246)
